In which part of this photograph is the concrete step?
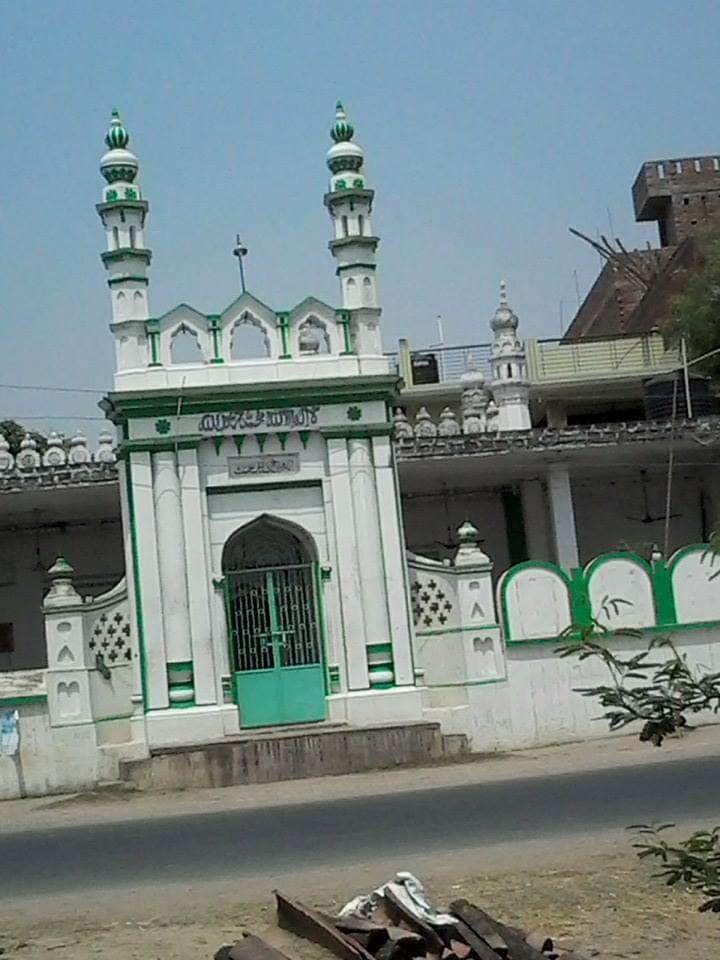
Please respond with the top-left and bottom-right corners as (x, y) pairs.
(119, 721), (468, 792)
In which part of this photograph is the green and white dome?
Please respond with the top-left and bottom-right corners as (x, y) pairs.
(100, 109), (139, 184)
(326, 101), (364, 174)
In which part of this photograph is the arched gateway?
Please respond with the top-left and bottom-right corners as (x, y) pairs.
(221, 516), (325, 727)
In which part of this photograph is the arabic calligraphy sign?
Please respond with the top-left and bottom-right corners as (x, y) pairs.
(228, 454), (300, 477)
(199, 406), (320, 434)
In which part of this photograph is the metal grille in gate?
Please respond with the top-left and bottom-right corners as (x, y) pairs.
(224, 563), (322, 672)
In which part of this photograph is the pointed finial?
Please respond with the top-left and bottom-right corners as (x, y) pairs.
(105, 109), (129, 150)
(499, 280), (508, 308)
(331, 100), (354, 143)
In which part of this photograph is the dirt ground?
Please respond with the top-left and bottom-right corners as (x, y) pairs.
(1, 855), (718, 960)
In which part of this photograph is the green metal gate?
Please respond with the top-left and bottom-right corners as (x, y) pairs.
(223, 563), (326, 727)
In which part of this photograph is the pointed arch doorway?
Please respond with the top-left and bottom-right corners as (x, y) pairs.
(222, 515), (326, 728)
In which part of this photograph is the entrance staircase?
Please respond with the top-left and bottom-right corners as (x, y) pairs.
(118, 721), (468, 792)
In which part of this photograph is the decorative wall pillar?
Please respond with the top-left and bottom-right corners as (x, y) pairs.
(453, 522), (505, 681)
(348, 438), (393, 685)
(177, 447), (216, 705)
(547, 464), (580, 569)
(327, 438), (369, 689)
(372, 435), (415, 685)
(44, 559), (94, 727)
(152, 451), (194, 704)
(521, 478), (553, 561)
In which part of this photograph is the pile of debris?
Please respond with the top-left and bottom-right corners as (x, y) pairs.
(215, 873), (589, 960)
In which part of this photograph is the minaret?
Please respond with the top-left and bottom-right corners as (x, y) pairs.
(96, 110), (151, 372)
(324, 101), (382, 355)
(489, 281), (531, 431)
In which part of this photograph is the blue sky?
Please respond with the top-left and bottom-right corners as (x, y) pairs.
(2, 0), (719, 435)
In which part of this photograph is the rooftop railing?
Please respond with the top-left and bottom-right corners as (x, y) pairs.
(392, 331), (679, 388)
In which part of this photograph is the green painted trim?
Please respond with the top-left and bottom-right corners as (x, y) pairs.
(335, 311), (353, 355)
(277, 432), (289, 450)
(149, 331), (160, 365)
(233, 435), (245, 454)
(570, 568), (593, 632)
(321, 424), (392, 440)
(104, 375), (400, 421)
(314, 562), (331, 695)
(168, 699), (197, 709)
(107, 276), (149, 287)
(208, 479), (321, 495)
(222, 576), (239, 691)
(167, 661), (193, 674)
(298, 430), (311, 449)
(367, 642), (393, 653)
(208, 315), (223, 363)
(256, 433), (268, 453)
(101, 248), (152, 265)
(119, 438), (200, 454)
(425, 676), (506, 688)
(277, 311), (290, 358)
(96, 199), (149, 214)
(652, 559), (677, 625)
(95, 712), (133, 722)
(213, 436), (224, 455)
(124, 457), (149, 711)
(508, 617), (720, 646)
(668, 543), (713, 571)
(415, 624), (498, 637)
(0, 694), (47, 707)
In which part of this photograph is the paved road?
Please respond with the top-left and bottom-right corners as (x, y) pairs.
(3, 754), (719, 896)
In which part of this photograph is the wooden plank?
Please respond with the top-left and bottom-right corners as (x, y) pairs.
(275, 892), (376, 960)
(450, 901), (545, 960)
(226, 935), (296, 960)
(452, 918), (505, 960)
(335, 917), (390, 953)
(382, 888), (446, 954)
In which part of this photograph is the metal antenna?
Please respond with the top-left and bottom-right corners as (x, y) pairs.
(233, 234), (248, 293)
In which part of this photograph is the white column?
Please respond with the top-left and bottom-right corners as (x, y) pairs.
(117, 460), (146, 728)
(327, 438), (369, 689)
(521, 478), (553, 561)
(348, 439), (392, 646)
(152, 451), (193, 702)
(372, 436), (414, 685)
(547, 465), (580, 569)
(178, 448), (216, 706)
(130, 451), (168, 708)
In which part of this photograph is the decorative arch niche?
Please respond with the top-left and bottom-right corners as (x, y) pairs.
(297, 315), (331, 355)
(170, 323), (203, 364)
(230, 312), (271, 360)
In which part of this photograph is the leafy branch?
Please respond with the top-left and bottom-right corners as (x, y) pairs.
(628, 823), (720, 913)
(558, 635), (720, 745)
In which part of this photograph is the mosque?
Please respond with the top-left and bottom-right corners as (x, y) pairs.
(0, 105), (718, 797)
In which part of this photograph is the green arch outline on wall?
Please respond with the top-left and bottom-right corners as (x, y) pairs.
(498, 560), (573, 644)
(584, 550), (658, 629)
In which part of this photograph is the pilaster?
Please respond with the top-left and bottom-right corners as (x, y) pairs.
(152, 451), (194, 704)
(348, 439), (392, 683)
(178, 447), (216, 706)
(130, 451), (169, 708)
(326, 438), (369, 689)
(371, 435), (415, 685)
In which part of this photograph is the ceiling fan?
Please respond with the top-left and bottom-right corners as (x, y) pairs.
(625, 469), (681, 525)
